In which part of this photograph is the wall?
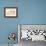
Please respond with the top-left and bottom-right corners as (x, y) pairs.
(0, 0), (46, 44)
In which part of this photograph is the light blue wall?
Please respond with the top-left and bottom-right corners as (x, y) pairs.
(0, 0), (46, 44)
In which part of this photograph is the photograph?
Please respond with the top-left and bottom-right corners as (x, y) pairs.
(4, 7), (18, 18)
(18, 24), (46, 41)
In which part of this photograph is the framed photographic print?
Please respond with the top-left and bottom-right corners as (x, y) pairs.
(18, 24), (46, 42)
(4, 7), (18, 18)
